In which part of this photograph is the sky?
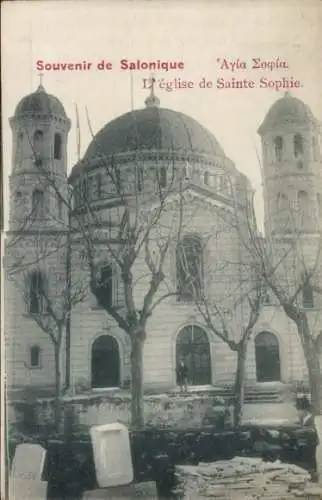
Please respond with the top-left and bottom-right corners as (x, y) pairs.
(2, 0), (322, 230)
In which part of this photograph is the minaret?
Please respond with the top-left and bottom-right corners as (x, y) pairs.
(8, 81), (71, 231)
(258, 92), (321, 236)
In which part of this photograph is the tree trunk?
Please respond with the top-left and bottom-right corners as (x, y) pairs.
(234, 341), (247, 428)
(130, 334), (145, 429)
(297, 315), (322, 415)
(54, 344), (63, 433)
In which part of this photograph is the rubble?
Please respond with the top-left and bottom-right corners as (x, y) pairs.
(174, 457), (322, 499)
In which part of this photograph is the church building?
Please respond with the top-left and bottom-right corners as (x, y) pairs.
(4, 84), (322, 394)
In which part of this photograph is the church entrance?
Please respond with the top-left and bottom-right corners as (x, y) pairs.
(255, 332), (281, 382)
(91, 335), (120, 388)
(176, 325), (211, 386)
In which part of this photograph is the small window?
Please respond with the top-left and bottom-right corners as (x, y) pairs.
(312, 136), (318, 161)
(302, 281), (314, 309)
(137, 167), (144, 192)
(58, 198), (63, 219)
(29, 271), (47, 314)
(204, 171), (209, 185)
(29, 345), (41, 368)
(274, 136), (283, 162)
(32, 189), (45, 217)
(15, 190), (22, 202)
(95, 263), (114, 308)
(33, 130), (44, 159)
(159, 167), (167, 188)
(54, 133), (62, 160)
(294, 134), (304, 158)
(317, 194), (321, 217)
(96, 173), (102, 198)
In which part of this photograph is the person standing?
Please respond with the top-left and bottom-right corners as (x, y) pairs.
(176, 358), (188, 392)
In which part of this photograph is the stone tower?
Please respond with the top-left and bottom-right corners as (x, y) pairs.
(5, 84), (71, 390)
(258, 92), (321, 236)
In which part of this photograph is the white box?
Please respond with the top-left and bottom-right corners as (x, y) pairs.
(90, 422), (134, 488)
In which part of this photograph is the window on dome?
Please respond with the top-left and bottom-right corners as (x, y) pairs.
(158, 166), (167, 188)
(137, 166), (144, 192)
(204, 171), (209, 185)
(312, 136), (318, 161)
(176, 235), (203, 301)
(29, 345), (41, 368)
(274, 136), (283, 162)
(96, 174), (102, 198)
(32, 189), (45, 217)
(54, 133), (62, 160)
(317, 194), (321, 217)
(294, 134), (304, 158)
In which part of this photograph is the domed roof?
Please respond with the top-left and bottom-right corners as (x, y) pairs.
(258, 92), (317, 134)
(81, 104), (225, 164)
(14, 84), (67, 118)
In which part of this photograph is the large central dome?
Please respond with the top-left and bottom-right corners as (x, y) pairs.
(82, 106), (225, 163)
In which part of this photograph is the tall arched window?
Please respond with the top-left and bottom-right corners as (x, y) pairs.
(29, 345), (41, 368)
(32, 189), (45, 217)
(274, 136), (283, 162)
(255, 332), (281, 382)
(302, 280), (314, 309)
(176, 325), (211, 386)
(294, 134), (304, 158)
(29, 271), (47, 314)
(54, 133), (62, 160)
(95, 263), (114, 308)
(312, 136), (318, 161)
(33, 130), (44, 160)
(96, 173), (102, 198)
(176, 235), (203, 301)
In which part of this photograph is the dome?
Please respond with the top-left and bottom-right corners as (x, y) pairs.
(78, 104), (225, 168)
(14, 84), (67, 118)
(258, 92), (317, 134)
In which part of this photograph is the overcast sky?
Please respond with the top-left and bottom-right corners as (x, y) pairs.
(2, 0), (322, 229)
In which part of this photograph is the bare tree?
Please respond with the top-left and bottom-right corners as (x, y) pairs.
(177, 199), (266, 427)
(7, 224), (87, 431)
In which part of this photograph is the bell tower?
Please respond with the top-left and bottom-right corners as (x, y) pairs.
(258, 92), (322, 236)
(5, 83), (71, 390)
(8, 83), (71, 232)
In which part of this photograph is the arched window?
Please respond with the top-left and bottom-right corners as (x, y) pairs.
(176, 325), (211, 386)
(255, 332), (281, 382)
(29, 345), (41, 368)
(176, 235), (203, 301)
(302, 280), (314, 309)
(16, 131), (24, 164)
(33, 130), (44, 160)
(29, 271), (47, 314)
(32, 189), (45, 217)
(204, 171), (209, 185)
(274, 136), (283, 162)
(294, 134), (304, 158)
(54, 133), (62, 160)
(95, 263), (114, 308)
(58, 197), (63, 219)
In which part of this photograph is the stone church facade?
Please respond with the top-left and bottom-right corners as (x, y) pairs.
(4, 85), (322, 394)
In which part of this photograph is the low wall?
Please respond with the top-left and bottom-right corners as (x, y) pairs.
(10, 392), (234, 432)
